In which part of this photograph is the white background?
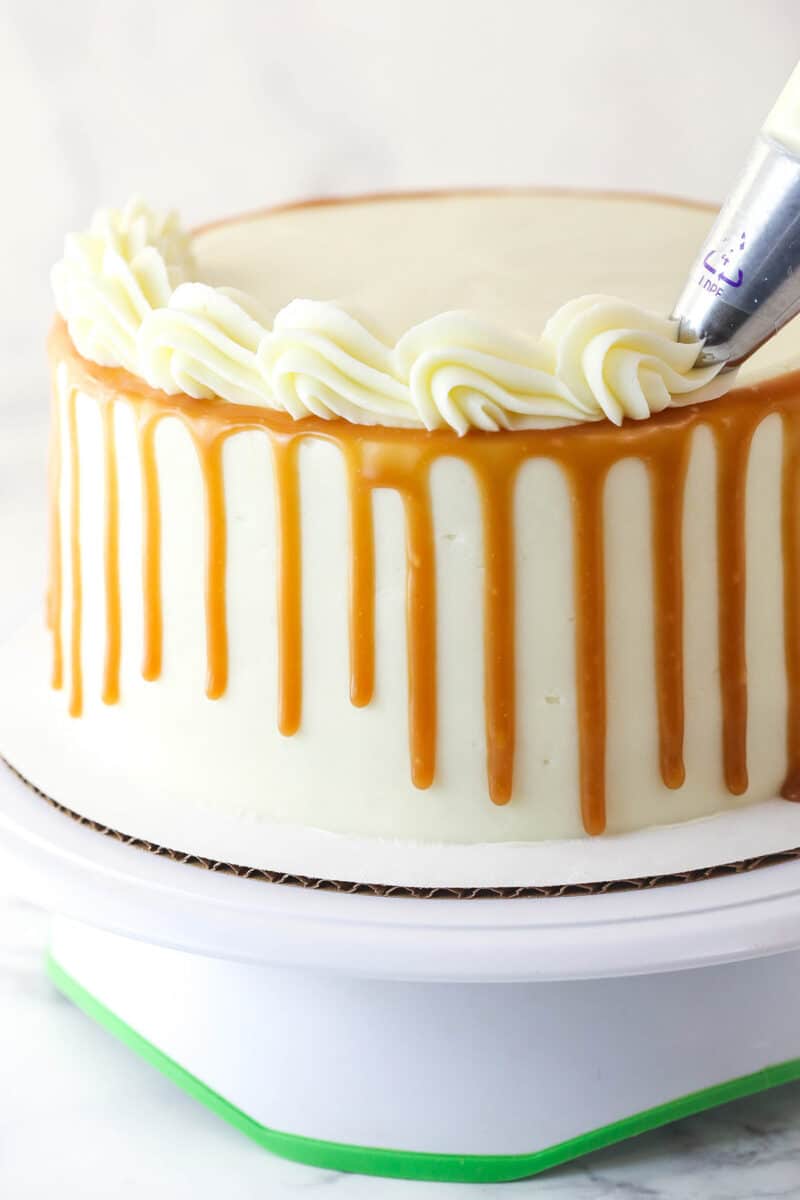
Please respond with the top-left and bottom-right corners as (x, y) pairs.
(2, 0), (800, 402)
(1, 1), (800, 1195)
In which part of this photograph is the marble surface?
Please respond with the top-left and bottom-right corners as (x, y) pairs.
(3, 0), (800, 1194)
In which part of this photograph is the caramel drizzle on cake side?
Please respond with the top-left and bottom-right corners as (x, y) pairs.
(100, 401), (122, 705)
(647, 431), (690, 791)
(66, 388), (83, 719)
(45, 367), (63, 693)
(272, 437), (303, 735)
(344, 447), (376, 709)
(47, 321), (800, 834)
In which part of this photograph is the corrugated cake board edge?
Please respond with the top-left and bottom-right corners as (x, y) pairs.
(7, 756), (800, 899)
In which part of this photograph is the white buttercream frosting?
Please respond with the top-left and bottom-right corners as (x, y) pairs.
(52, 197), (194, 376)
(52, 197), (725, 432)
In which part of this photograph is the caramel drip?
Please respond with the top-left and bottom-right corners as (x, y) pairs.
(101, 402), (121, 705)
(138, 415), (163, 682)
(400, 476), (438, 790)
(566, 458), (609, 836)
(47, 385), (63, 691)
(358, 442), (439, 791)
(47, 321), (800, 832)
(782, 415), (800, 802)
(714, 418), (756, 796)
(200, 437), (228, 700)
(345, 447), (375, 708)
(66, 389), (83, 718)
(476, 459), (517, 806)
(648, 434), (690, 790)
(272, 437), (303, 736)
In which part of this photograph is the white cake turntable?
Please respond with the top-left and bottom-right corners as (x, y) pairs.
(2, 747), (800, 1183)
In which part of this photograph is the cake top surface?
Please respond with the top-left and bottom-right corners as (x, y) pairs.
(196, 193), (715, 343)
(52, 191), (800, 434)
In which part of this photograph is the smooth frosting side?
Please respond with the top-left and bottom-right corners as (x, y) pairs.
(36, 321), (800, 843)
(52, 195), (725, 433)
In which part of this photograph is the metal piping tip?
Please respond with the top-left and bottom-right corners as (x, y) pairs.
(672, 134), (800, 373)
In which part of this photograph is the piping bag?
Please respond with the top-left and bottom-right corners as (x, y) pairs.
(673, 60), (800, 370)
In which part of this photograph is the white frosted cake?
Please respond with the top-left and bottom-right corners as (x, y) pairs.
(5, 188), (800, 881)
